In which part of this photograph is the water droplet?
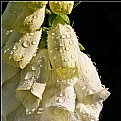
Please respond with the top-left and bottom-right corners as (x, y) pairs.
(82, 86), (86, 90)
(26, 33), (29, 36)
(28, 111), (32, 114)
(101, 84), (105, 88)
(57, 98), (65, 103)
(13, 45), (18, 50)
(88, 90), (93, 94)
(69, 40), (73, 45)
(33, 53), (36, 57)
(62, 35), (66, 39)
(56, 36), (59, 39)
(29, 33), (34, 36)
(40, 65), (43, 67)
(91, 75), (94, 79)
(26, 87), (30, 90)
(33, 15), (37, 18)
(60, 49), (62, 52)
(66, 34), (71, 39)
(91, 104), (95, 107)
(71, 55), (75, 59)
(53, 56), (56, 59)
(65, 46), (70, 51)
(59, 92), (64, 97)
(19, 39), (22, 42)
(19, 50), (22, 53)
(22, 41), (30, 48)
(31, 41), (36, 45)
(37, 108), (43, 114)
(10, 51), (13, 54)
(32, 66), (36, 70)
(59, 43), (63, 47)
(93, 62), (96, 66)
(64, 58), (68, 62)
(52, 33), (55, 36)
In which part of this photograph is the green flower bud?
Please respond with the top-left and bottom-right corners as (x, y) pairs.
(49, 1), (74, 14)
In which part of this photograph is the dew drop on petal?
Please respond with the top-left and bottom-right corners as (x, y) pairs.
(31, 41), (36, 45)
(59, 43), (63, 47)
(60, 49), (62, 52)
(62, 35), (66, 39)
(26, 33), (29, 36)
(29, 33), (34, 36)
(91, 75), (94, 79)
(88, 90), (94, 94)
(66, 34), (71, 39)
(56, 36), (59, 39)
(33, 15), (37, 18)
(59, 92), (64, 97)
(57, 98), (65, 103)
(69, 40), (73, 45)
(13, 45), (18, 50)
(22, 41), (30, 48)
(64, 58), (68, 62)
(52, 33), (55, 36)
(82, 86), (86, 90)
(53, 56), (56, 60)
(26, 87), (30, 90)
(32, 66), (36, 70)
(65, 46), (70, 51)
(71, 55), (75, 59)
(33, 53), (36, 57)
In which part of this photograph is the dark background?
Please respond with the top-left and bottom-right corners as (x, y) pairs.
(1, 1), (121, 121)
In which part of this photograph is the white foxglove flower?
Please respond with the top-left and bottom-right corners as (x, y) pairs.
(48, 22), (80, 80)
(16, 49), (51, 114)
(2, 29), (42, 69)
(74, 51), (110, 121)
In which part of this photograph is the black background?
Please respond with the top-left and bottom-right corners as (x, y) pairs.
(1, 1), (121, 121)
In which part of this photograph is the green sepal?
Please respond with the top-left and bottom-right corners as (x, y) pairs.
(79, 42), (85, 51)
(48, 13), (70, 27)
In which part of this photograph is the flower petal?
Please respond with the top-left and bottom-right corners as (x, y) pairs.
(48, 23), (80, 80)
(2, 29), (42, 69)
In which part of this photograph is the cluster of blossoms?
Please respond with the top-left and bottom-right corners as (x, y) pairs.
(2, 1), (110, 121)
